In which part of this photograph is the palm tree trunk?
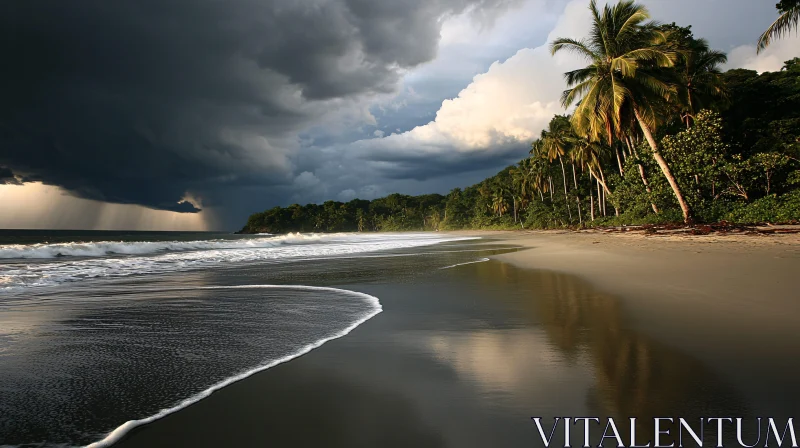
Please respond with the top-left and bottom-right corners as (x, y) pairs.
(513, 197), (517, 223)
(591, 173), (601, 217)
(558, 157), (572, 220)
(627, 135), (659, 214)
(630, 138), (639, 157)
(597, 165), (618, 216)
(636, 110), (693, 224)
(615, 146), (624, 176)
(548, 176), (554, 202)
(597, 182), (606, 216)
(598, 176), (603, 218)
(572, 164), (582, 224)
(589, 166), (611, 196)
(571, 163), (579, 189)
(600, 169), (607, 216)
(589, 182), (595, 221)
(603, 183), (607, 217)
(638, 164), (660, 214)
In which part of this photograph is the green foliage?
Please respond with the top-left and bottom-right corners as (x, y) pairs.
(778, 0), (800, 13)
(661, 110), (729, 205)
(721, 60), (800, 161)
(725, 190), (800, 223)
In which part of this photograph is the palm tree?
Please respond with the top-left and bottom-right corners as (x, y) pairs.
(491, 189), (509, 217)
(356, 209), (365, 232)
(671, 35), (728, 127)
(513, 159), (534, 202)
(539, 116), (574, 220)
(757, 0), (800, 53)
(511, 163), (534, 222)
(530, 138), (555, 202)
(551, 0), (694, 224)
(571, 137), (614, 207)
(527, 156), (551, 202)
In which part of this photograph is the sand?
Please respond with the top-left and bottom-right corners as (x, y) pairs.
(454, 229), (800, 416)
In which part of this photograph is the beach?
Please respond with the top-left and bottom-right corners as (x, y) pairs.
(488, 230), (800, 418)
(110, 230), (800, 447)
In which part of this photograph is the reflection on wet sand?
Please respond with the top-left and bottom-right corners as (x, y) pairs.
(426, 328), (595, 412)
(442, 261), (749, 443)
(115, 361), (446, 448)
(113, 247), (756, 448)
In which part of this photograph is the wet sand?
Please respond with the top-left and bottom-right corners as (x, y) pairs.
(114, 232), (800, 447)
(478, 230), (800, 418)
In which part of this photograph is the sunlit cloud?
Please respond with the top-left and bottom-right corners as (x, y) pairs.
(727, 33), (800, 73)
(0, 183), (212, 231)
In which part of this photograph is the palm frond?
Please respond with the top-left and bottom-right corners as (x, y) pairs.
(757, 6), (800, 53)
(611, 56), (638, 77)
(561, 79), (593, 107)
(563, 66), (597, 86)
(550, 38), (597, 60)
(632, 69), (675, 99)
(615, 5), (650, 43)
(621, 48), (674, 67)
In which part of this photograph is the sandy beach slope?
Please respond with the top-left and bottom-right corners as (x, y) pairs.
(453, 229), (800, 415)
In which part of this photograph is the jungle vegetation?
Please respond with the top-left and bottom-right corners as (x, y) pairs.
(241, 1), (800, 234)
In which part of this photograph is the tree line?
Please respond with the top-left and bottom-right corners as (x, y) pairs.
(241, 0), (800, 234)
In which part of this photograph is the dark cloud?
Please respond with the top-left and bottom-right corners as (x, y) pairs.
(0, 166), (21, 185)
(359, 146), (528, 181)
(0, 0), (519, 219)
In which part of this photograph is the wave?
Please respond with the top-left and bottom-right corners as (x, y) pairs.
(439, 258), (490, 269)
(0, 232), (327, 259)
(85, 284), (382, 448)
(0, 233), (479, 290)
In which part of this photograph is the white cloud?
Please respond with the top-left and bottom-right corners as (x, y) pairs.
(350, 0), (799, 166)
(373, 129), (385, 138)
(292, 171), (322, 189)
(337, 189), (357, 201)
(350, 0), (590, 158)
(726, 34), (800, 73)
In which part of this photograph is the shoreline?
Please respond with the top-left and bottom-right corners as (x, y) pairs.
(236, 223), (800, 237)
(112, 231), (800, 446)
(87, 285), (383, 448)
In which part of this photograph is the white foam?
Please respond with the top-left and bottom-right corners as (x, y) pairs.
(0, 233), (480, 290)
(0, 232), (326, 259)
(85, 284), (382, 448)
(439, 258), (491, 269)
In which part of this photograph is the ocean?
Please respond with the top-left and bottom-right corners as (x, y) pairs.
(0, 231), (490, 447)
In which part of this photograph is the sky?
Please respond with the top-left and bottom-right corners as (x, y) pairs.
(1, 0), (798, 231)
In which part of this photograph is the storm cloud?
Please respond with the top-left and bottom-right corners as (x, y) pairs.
(1, 0), (793, 230)
(0, 0), (521, 217)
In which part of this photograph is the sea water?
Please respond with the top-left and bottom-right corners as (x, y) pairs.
(0, 231), (480, 447)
